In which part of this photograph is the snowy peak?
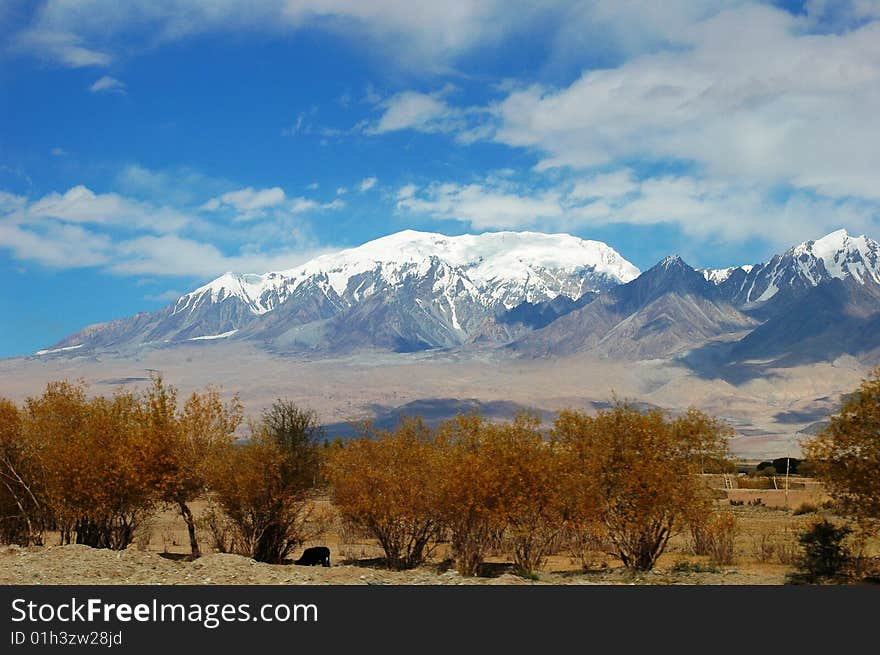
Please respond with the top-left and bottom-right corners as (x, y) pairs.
(279, 229), (639, 301)
(789, 229), (880, 285)
(173, 271), (291, 316)
(173, 229), (640, 319)
(719, 229), (880, 305)
(701, 265), (754, 285)
(659, 254), (685, 268)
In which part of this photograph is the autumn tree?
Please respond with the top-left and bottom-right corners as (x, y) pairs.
(553, 402), (729, 571)
(435, 414), (504, 576)
(327, 417), (441, 570)
(142, 376), (242, 559)
(804, 367), (880, 529)
(207, 399), (321, 564)
(20, 380), (87, 544)
(21, 381), (158, 549)
(485, 414), (568, 575)
(0, 397), (44, 545)
(553, 410), (605, 568)
(671, 407), (736, 474)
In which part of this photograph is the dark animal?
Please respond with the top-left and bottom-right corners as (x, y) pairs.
(294, 546), (330, 567)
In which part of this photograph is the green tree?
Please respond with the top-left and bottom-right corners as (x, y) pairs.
(797, 519), (851, 582)
(257, 400), (324, 489)
(207, 400), (323, 564)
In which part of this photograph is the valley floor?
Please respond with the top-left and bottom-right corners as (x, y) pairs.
(0, 341), (872, 458)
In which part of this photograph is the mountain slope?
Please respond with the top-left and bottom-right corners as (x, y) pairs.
(51, 230), (639, 353)
(511, 256), (757, 359)
(728, 276), (880, 366)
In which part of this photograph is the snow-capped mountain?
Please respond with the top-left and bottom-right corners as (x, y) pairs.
(39, 228), (880, 366)
(700, 265), (754, 285)
(718, 229), (880, 306)
(50, 230), (639, 352)
(172, 230), (639, 319)
(172, 271), (291, 316)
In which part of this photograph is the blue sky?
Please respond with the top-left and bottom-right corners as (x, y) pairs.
(1, 0), (879, 357)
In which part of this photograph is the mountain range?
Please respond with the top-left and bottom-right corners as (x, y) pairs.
(36, 228), (880, 378)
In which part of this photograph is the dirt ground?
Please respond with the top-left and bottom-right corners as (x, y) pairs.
(5, 483), (872, 586)
(0, 544), (796, 585)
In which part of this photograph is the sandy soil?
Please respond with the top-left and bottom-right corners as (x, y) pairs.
(0, 544), (796, 586)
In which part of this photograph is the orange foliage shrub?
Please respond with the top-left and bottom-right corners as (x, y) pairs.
(553, 402), (729, 570)
(2, 377), (241, 553)
(328, 417), (441, 570)
(804, 366), (880, 529)
(21, 381), (157, 549)
(435, 414), (504, 576)
(0, 396), (43, 545)
(141, 376), (243, 558)
(484, 414), (567, 574)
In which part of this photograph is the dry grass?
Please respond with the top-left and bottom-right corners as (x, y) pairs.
(13, 483), (880, 585)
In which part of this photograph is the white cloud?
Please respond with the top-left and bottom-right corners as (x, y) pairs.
(570, 170), (639, 201)
(11, 28), (112, 67)
(395, 171), (879, 247)
(26, 185), (190, 232)
(111, 234), (332, 277)
(0, 218), (113, 268)
(0, 183), (339, 277)
(11, 0), (547, 70)
(489, 5), (880, 201)
(396, 184), (417, 200)
(25, 1), (737, 74)
(365, 88), (494, 141)
(116, 164), (181, 198)
(200, 186), (287, 220)
(804, 0), (880, 29)
(0, 191), (27, 214)
(12, 1), (876, 83)
(199, 185), (345, 222)
(281, 109), (333, 137)
(358, 177), (378, 192)
(282, 112), (310, 136)
(89, 75), (125, 93)
(397, 181), (566, 230)
(288, 197), (318, 213)
(115, 163), (231, 207)
(370, 92), (453, 134)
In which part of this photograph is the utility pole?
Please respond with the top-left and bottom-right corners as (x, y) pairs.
(784, 445), (791, 509)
